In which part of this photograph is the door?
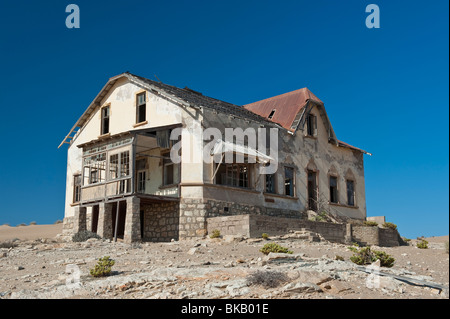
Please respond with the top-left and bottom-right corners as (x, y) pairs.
(307, 170), (318, 211)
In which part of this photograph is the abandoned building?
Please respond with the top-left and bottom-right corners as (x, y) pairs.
(59, 72), (376, 244)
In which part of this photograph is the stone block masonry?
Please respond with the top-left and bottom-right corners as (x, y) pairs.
(178, 198), (306, 239)
(206, 214), (402, 246)
(141, 201), (179, 242)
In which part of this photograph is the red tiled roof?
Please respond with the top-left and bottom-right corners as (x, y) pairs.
(243, 87), (322, 132)
(244, 88), (370, 155)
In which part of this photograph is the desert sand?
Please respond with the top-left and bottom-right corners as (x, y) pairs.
(0, 224), (448, 299)
(0, 224), (63, 242)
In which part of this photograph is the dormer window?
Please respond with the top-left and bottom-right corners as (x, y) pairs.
(306, 113), (317, 137)
(268, 109), (276, 119)
(101, 106), (110, 135)
(136, 92), (146, 124)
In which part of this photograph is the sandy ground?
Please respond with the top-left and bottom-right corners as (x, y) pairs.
(0, 224), (63, 242)
(0, 225), (448, 300)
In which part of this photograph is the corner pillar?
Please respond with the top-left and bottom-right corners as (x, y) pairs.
(124, 196), (141, 243)
(98, 202), (113, 239)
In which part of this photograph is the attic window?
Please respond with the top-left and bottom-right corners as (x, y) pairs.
(101, 106), (110, 135)
(136, 92), (146, 124)
(306, 113), (317, 137)
(268, 109), (276, 119)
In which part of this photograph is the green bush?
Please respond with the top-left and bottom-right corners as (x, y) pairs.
(209, 229), (221, 239)
(261, 233), (269, 240)
(260, 243), (293, 255)
(363, 221), (378, 227)
(382, 222), (397, 230)
(29, 221), (37, 225)
(417, 239), (428, 249)
(90, 256), (115, 277)
(373, 250), (395, 268)
(72, 230), (101, 242)
(335, 255), (345, 261)
(349, 246), (395, 267)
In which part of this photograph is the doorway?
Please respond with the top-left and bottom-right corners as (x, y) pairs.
(307, 170), (318, 211)
(91, 205), (99, 233)
(111, 201), (126, 239)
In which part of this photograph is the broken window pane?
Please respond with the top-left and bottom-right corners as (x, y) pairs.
(347, 180), (355, 206)
(330, 176), (338, 203)
(284, 167), (295, 196)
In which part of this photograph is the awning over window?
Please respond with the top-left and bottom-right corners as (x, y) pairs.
(210, 139), (274, 164)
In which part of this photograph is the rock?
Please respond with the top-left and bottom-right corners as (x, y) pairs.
(292, 270), (333, 286)
(283, 282), (323, 294)
(17, 266), (25, 271)
(326, 280), (353, 293)
(223, 235), (245, 243)
(1, 252), (7, 258)
(264, 253), (303, 263)
(187, 248), (197, 255)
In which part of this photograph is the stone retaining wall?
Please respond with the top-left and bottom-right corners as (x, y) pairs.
(206, 214), (401, 246)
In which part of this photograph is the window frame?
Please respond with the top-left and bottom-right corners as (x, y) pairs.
(162, 151), (180, 186)
(346, 179), (356, 207)
(73, 174), (82, 203)
(283, 166), (295, 197)
(329, 175), (338, 204)
(136, 91), (147, 124)
(306, 113), (317, 137)
(100, 105), (110, 135)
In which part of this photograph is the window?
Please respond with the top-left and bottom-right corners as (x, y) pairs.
(346, 180), (355, 206)
(284, 167), (295, 196)
(109, 154), (119, 179)
(120, 151), (130, 177)
(83, 153), (106, 185)
(306, 113), (316, 137)
(108, 151), (130, 180)
(136, 92), (146, 123)
(329, 176), (338, 203)
(163, 152), (180, 186)
(73, 174), (81, 203)
(137, 171), (146, 193)
(215, 163), (250, 188)
(265, 174), (276, 193)
(268, 109), (276, 119)
(101, 106), (110, 135)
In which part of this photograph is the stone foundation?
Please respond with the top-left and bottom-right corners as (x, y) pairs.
(142, 201), (180, 242)
(206, 214), (402, 246)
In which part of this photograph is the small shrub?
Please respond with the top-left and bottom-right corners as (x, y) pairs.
(349, 246), (395, 267)
(0, 241), (17, 249)
(373, 250), (395, 268)
(54, 220), (63, 224)
(445, 241), (449, 254)
(209, 229), (221, 239)
(335, 255), (345, 261)
(261, 233), (269, 240)
(382, 222), (397, 230)
(90, 256), (115, 277)
(246, 270), (289, 288)
(260, 243), (293, 255)
(72, 230), (101, 242)
(16, 223), (27, 227)
(350, 247), (374, 265)
(363, 221), (378, 227)
(29, 221), (37, 225)
(417, 239), (428, 249)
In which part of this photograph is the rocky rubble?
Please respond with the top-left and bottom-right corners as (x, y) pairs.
(0, 234), (448, 299)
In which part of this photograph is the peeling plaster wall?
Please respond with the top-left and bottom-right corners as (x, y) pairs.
(199, 105), (366, 220)
(64, 78), (199, 218)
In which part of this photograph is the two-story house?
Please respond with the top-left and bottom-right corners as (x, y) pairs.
(59, 72), (370, 243)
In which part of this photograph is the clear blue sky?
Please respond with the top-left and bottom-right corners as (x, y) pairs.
(0, 0), (448, 239)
